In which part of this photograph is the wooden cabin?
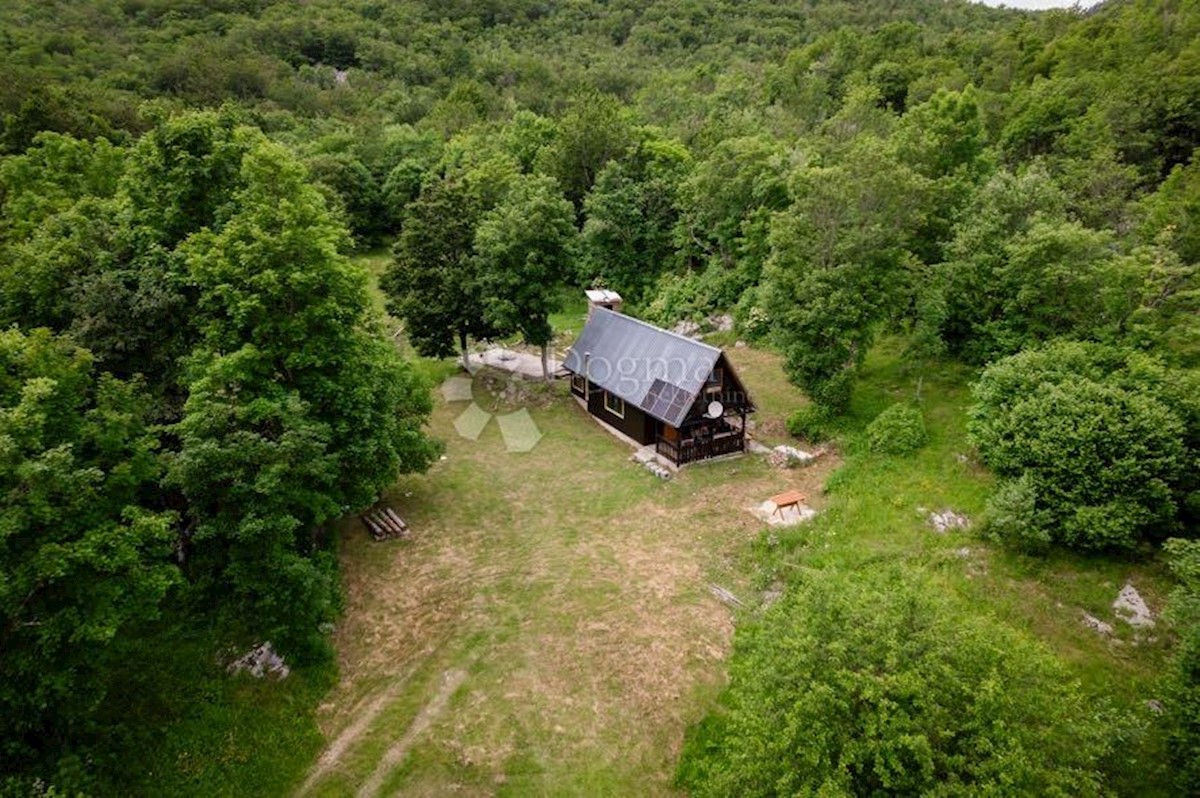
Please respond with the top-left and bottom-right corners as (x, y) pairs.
(562, 307), (756, 466)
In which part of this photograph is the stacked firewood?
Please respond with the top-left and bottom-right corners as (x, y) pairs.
(362, 506), (410, 541)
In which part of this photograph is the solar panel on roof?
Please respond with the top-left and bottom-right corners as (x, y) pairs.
(643, 379), (690, 418)
(563, 308), (736, 425)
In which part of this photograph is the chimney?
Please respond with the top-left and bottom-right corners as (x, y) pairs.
(585, 289), (623, 319)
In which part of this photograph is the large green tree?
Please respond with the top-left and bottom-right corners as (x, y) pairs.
(0, 328), (175, 764)
(382, 173), (501, 368)
(476, 174), (578, 379)
(538, 90), (634, 209)
(759, 137), (928, 412)
(176, 136), (438, 650)
(969, 342), (1197, 551)
(578, 131), (691, 302)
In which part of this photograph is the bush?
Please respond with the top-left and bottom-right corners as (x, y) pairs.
(983, 473), (1051, 553)
(1164, 539), (1200, 792)
(969, 342), (1193, 551)
(642, 258), (758, 330)
(677, 569), (1110, 797)
(786, 405), (830, 441)
(866, 402), (927, 454)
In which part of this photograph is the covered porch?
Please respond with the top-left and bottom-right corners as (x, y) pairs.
(655, 414), (747, 466)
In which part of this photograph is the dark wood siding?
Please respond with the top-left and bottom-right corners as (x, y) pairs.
(585, 382), (655, 444)
(705, 354), (754, 414)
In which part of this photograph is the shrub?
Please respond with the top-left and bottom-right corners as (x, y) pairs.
(1164, 538), (1200, 792)
(642, 258), (756, 329)
(677, 569), (1110, 797)
(806, 367), (854, 413)
(969, 342), (1192, 551)
(786, 405), (830, 441)
(983, 473), (1051, 553)
(866, 402), (927, 454)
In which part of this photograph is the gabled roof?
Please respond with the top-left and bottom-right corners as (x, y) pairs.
(562, 308), (722, 427)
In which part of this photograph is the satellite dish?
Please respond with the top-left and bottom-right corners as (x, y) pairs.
(706, 400), (724, 419)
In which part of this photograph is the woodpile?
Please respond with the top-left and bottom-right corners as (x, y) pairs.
(362, 506), (410, 541)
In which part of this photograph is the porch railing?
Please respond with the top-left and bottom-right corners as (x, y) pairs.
(656, 431), (745, 465)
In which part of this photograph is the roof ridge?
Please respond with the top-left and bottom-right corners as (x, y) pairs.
(592, 307), (722, 354)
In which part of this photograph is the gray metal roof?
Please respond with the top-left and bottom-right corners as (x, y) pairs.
(562, 309), (721, 427)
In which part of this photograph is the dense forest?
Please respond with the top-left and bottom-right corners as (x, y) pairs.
(1, 0), (1199, 794)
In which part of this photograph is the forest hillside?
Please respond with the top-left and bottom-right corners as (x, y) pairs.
(1, 0), (1199, 794)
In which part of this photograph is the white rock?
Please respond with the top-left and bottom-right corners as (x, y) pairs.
(928, 509), (970, 534)
(670, 320), (702, 338)
(1113, 583), (1155, 628)
(228, 642), (290, 680)
(1081, 613), (1114, 636)
(772, 445), (815, 463)
(710, 313), (734, 332)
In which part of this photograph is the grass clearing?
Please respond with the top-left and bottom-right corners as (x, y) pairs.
(300, 364), (840, 795)
(118, 254), (1174, 794)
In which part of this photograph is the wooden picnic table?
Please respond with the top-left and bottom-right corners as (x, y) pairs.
(770, 489), (806, 519)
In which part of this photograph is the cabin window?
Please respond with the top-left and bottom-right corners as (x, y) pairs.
(604, 392), (625, 419)
(571, 374), (585, 394)
(706, 367), (723, 392)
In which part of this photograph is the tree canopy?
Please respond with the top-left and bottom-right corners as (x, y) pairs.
(2, 0), (1200, 790)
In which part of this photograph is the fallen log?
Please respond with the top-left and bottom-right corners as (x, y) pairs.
(708, 583), (744, 608)
(362, 515), (387, 540)
(383, 507), (408, 531)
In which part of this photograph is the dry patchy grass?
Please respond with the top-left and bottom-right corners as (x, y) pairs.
(299, 363), (836, 796)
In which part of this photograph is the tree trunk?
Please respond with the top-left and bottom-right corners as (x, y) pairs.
(459, 331), (470, 371)
(541, 343), (550, 382)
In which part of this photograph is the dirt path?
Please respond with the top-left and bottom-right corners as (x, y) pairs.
(355, 669), (468, 798)
(296, 687), (399, 796)
(294, 384), (837, 795)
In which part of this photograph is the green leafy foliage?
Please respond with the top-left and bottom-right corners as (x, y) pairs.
(866, 403), (927, 455)
(578, 130), (690, 302)
(306, 151), (386, 246)
(0, 328), (176, 764)
(169, 349), (341, 656)
(537, 90), (634, 209)
(760, 136), (927, 412)
(1141, 155), (1200, 266)
(646, 136), (790, 325)
(382, 164), (508, 365)
(678, 569), (1110, 797)
(3, 0), (1200, 789)
(981, 473), (1051, 554)
(785, 405), (831, 442)
(178, 134), (438, 650)
(476, 174), (578, 377)
(969, 342), (1196, 551)
(0, 110), (439, 782)
(1164, 538), (1200, 792)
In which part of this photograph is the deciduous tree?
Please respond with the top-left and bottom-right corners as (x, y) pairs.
(476, 174), (577, 379)
(0, 328), (175, 763)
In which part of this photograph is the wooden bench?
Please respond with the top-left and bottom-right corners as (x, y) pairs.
(769, 489), (806, 519)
